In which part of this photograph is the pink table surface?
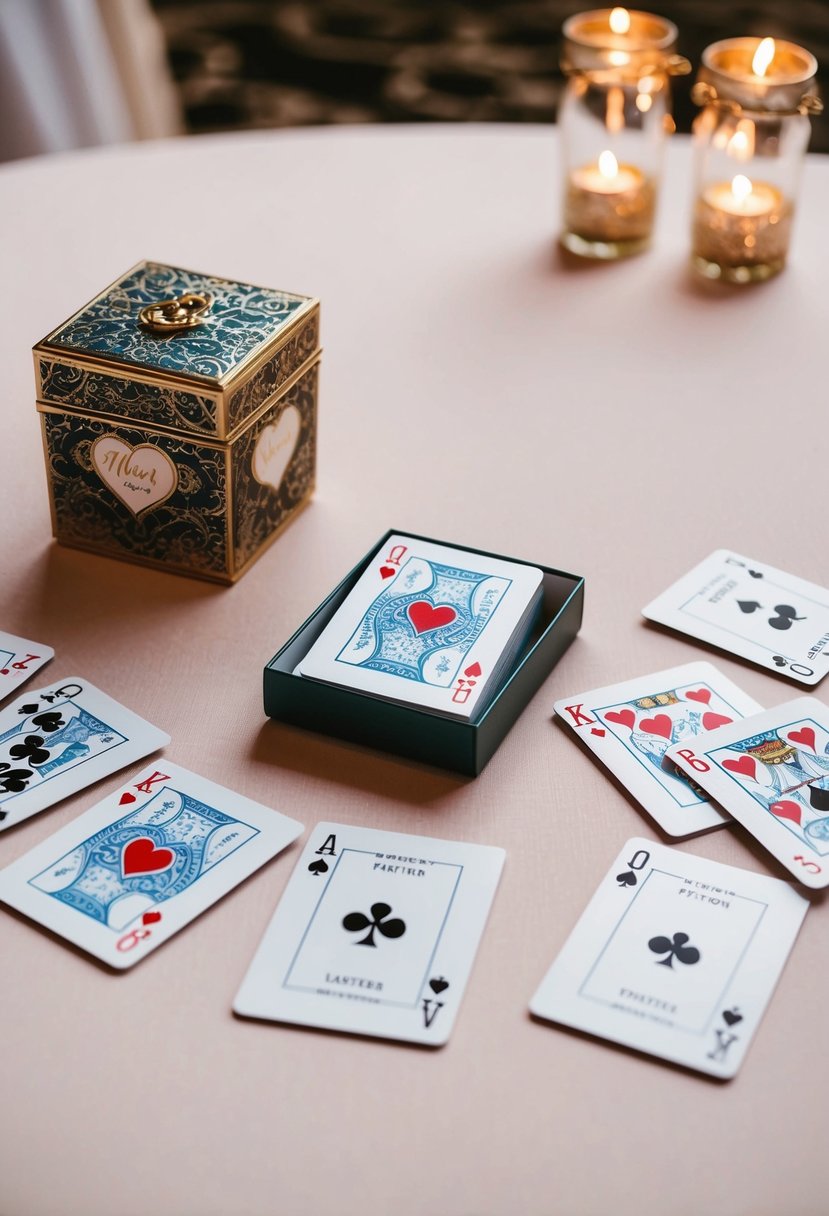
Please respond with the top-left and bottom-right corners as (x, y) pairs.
(0, 126), (826, 1216)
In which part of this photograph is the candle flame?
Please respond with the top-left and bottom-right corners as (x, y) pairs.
(609, 7), (630, 34)
(731, 174), (753, 204)
(752, 37), (775, 77)
(598, 150), (619, 180)
(727, 121), (753, 161)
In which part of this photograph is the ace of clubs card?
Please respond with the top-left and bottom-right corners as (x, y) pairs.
(234, 822), (505, 1045)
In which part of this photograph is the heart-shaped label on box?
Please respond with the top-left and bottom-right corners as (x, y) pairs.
(252, 404), (301, 492)
(91, 435), (178, 517)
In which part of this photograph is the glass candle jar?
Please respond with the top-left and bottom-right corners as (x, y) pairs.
(559, 8), (689, 259)
(690, 37), (822, 283)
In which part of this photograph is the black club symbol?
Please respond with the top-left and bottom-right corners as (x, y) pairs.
(9, 735), (50, 766)
(29, 712), (64, 734)
(648, 932), (701, 969)
(0, 764), (32, 793)
(342, 901), (406, 947)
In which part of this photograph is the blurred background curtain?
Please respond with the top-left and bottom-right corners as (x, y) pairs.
(0, 0), (182, 162)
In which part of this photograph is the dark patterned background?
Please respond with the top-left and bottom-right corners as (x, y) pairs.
(150, 0), (828, 152)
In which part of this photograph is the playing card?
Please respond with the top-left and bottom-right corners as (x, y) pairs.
(642, 550), (829, 686)
(530, 837), (807, 1078)
(665, 699), (829, 888)
(0, 631), (53, 701)
(234, 822), (505, 1045)
(0, 678), (170, 832)
(554, 662), (763, 837)
(296, 534), (543, 719)
(0, 761), (303, 968)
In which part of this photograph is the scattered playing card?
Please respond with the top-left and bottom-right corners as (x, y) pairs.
(0, 678), (170, 832)
(666, 698), (829, 889)
(296, 534), (543, 720)
(234, 821), (505, 1045)
(0, 631), (53, 702)
(554, 662), (762, 837)
(530, 837), (807, 1078)
(0, 761), (303, 968)
(642, 550), (829, 686)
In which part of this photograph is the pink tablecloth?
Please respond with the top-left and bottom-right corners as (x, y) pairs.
(0, 126), (826, 1216)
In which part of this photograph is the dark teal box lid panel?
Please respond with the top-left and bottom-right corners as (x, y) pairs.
(263, 530), (584, 776)
(42, 261), (311, 384)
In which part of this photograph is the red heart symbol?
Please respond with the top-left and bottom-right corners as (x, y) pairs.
(702, 712), (733, 731)
(122, 837), (174, 878)
(142, 910), (162, 925)
(591, 727), (606, 737)
(639, 714), (672, 741)
(771, 800), (802, 826)
(723, 756), (756, 779)
(0, 669), (8, 676)
(788, 727), (816, 751)
(119, 791), (136, 805)
(605, 709), (635, 729)
(407, 601), (457, 635)
(684, 688), (712, 705)
(379, 566), (395, 580)
(464, 662), (482, 678)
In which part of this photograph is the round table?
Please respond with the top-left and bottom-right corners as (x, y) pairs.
(0, 126), (826, 1216)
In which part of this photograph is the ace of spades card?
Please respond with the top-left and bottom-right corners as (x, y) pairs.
(530, 838), (807, 1078)
(643, 551), (829, 686)
(234, 822), (505, 1045)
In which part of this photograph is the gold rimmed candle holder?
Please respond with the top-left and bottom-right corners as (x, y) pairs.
(559, 7), (689, 259)
(690, 37), (822, 283)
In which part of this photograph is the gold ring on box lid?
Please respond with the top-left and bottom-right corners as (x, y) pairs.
(138, 292), (213, 333)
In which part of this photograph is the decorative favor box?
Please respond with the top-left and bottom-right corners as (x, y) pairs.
(34, 261), (320, 583)
(264, 530), (584, 776)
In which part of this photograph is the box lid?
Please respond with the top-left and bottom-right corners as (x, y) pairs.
(34, 261), (320, 439)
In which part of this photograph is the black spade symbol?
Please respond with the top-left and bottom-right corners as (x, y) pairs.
(723, 1008), (743, 1027)
(307, 858), (329, 876)
(429, 977), (449, 994)
(18, 703), (39, 715)
(737, 600), (762, 614)
(748, 570), (763, 579)
(773, 656), (787, 667)
(616, 870), (636, 887)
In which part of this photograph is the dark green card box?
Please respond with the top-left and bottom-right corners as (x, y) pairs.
(263, 530), (584, 776)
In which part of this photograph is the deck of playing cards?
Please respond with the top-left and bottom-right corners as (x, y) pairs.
(295, 534), (544, 720)
(530, 838), (808, 1078)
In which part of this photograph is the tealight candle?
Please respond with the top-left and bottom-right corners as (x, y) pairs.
(690, 36), (821, 282)
(564, 150), (656, 253)
(558, 8), (689, 258)
(692, 174), (792, 281)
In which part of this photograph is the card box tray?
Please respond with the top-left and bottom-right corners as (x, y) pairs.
(263, 529), (584, 776)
